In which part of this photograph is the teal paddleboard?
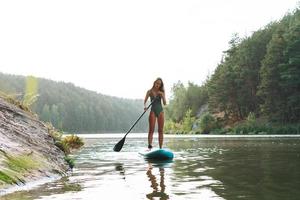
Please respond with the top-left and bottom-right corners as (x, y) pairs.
(140, 149), (174, 160)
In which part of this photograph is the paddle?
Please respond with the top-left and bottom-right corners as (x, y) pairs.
(113, 96), (158, 152)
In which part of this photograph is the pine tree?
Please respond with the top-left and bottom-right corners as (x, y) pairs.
(258, 28), (287, 121)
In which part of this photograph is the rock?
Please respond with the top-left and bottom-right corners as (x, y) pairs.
(0, 97), (68, 194)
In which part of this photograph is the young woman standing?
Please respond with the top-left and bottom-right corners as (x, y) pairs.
(144, 78), (167, 150)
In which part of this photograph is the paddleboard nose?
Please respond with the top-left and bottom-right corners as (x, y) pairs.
(140, 149), (174, 160)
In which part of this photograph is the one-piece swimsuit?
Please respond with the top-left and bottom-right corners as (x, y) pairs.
(150, 95), (163, 117)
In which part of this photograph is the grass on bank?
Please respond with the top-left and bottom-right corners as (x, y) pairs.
(0, 91), (38, 115)
(5, 154), (40, 173)
(0, 153), (42, 186)
(0, 171), (17, 185)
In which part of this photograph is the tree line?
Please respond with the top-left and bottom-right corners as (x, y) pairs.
(0, 73), (148, 133)
(166, 7), (300, 134)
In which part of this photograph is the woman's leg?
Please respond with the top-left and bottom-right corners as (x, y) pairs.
(148, 111), (156, 149)
(157, 112), (164, 149)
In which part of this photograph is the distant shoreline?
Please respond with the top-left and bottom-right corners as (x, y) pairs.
(66, 133), (300, 139)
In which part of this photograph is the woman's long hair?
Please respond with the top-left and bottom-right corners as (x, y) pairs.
(152, 77), (165, 92)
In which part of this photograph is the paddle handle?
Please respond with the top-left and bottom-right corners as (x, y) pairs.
(124, 97), (157, 137)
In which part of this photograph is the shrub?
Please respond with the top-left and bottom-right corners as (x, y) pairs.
(246, 112), (256, 125)
(164, 119), (176, 134)
(55, 141), (70, 154)
(64, 156), (75, 169)
(198, 112), (217, 134)
(182, 109), (196, 132)
(62, 135), (84, 150)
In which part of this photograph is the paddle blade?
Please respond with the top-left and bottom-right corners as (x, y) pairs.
(113, 137), (126, 152)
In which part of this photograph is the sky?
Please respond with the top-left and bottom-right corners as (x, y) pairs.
(0, 0), (298, 100)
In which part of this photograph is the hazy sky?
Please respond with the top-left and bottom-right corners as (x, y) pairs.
(0, 0), (298, 99)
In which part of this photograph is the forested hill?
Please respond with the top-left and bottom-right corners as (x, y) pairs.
(165, 7), (300, 134)
(208, 8), (300, 124)
(0, 72), (147, 133)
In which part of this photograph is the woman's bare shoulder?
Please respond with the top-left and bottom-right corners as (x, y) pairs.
(147, 89), (153, 95)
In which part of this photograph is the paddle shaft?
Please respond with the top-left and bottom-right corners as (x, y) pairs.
(123, 97), (157, 138)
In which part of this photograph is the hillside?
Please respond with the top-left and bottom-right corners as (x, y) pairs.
(0, 72), (148, 133)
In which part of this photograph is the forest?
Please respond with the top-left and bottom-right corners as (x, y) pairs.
(0, 72), (147, 133)
(165, 7), (300, 134)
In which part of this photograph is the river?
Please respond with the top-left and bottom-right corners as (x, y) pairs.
(2, 134), (300, 200)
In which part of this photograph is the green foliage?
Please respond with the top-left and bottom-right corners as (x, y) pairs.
(165, 8), (300, 134)
(246, 112), (256, 125)
(62, 181), (82, 191)
(257, 10), (300, 123)
(208, 8), (300, 125)
(52, 132), (84, 155)
(232, 122), (300, 135)
(64, 156), (75, 169)
(164, 119), (175, 133)
(165, 81), (188, 122)
(47, 123), (63, 141)
(230, 112), (300, 134)
(5, 155), (40, 172)
(0, 91), (34, 114)
(198, 113), (217, 134)
(0, 171), (17, 185)
(166, 81), (208, 122)
(208, 27), (274, 121)
(46, 123), (70, 154)
(258, 27), (287, 122)
(164, 119), (183, 134)
(182, 109), (195, 132)
(164, 109), (196, 134)
(47, 124), (83, 171)
(0, 153), (42, 186)
(55, 141), (70, 154)
(62, 135), (84, 150)
(271, 124), (300, 134)
(278, 25), (300, 122)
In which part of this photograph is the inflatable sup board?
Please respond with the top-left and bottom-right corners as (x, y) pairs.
(140, 148), (174, 160)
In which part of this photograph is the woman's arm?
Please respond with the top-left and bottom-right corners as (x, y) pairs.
(144, 90), (150, 110)
(158, 91), (167, 105)
(162, 92), (167, 105)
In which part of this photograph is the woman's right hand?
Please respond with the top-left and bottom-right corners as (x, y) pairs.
(157, 91), (164, 97)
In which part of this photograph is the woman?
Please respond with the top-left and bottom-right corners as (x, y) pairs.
(144, 78), (167, 150)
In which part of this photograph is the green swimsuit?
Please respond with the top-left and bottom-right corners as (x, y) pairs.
(150, 96), (163, 117)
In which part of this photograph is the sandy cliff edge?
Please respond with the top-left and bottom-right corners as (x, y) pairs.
(0, 97), (69, 195)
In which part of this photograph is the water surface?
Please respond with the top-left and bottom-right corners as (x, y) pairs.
(2, 135), (300, 200)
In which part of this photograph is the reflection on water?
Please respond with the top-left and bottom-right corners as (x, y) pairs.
(146, 162), (169, 200)
(115, 163), (126, 178)
(2, 136), (300, 200)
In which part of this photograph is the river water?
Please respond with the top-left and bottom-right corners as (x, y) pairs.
(2, 134), (300, 200)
